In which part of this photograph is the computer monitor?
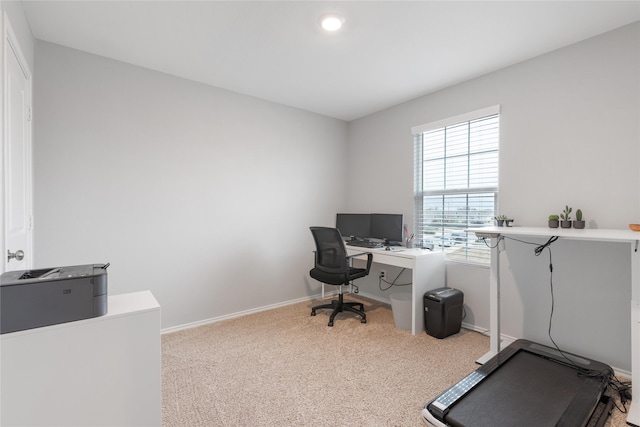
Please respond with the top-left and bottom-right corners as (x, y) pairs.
(335, 213), (371, 241)
(370, 213), (404, 245)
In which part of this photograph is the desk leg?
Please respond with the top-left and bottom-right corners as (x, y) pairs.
(411, 253), (446, 335)
(411, 266), (424, 336)
(476, 237), (501, 364)
(628, 242), (640, 426)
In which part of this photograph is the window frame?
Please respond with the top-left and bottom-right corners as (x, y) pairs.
(412, 105), (500, 264)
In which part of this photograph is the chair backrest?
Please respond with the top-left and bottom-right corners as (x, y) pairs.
(309, 227), (349, 275)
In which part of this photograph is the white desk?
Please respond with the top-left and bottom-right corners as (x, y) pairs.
(346, 246), (445, 335)
(468, 226), (640, 426)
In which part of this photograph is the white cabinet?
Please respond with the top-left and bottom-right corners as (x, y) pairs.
(1, 291), (161, 426)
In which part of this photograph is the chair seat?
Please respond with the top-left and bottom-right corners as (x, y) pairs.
(309, 267), (368, 286)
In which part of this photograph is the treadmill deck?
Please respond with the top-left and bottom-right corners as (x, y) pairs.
(422, 339), (613, 427)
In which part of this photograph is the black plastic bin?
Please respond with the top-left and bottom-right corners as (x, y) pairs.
(424, 287), (464, 338)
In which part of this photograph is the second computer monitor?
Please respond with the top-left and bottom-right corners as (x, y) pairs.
(371, 213), (404, 245)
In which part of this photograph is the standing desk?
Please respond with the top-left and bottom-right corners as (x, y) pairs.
(346, 246), (445, 335)
(468, 226), (640, 426)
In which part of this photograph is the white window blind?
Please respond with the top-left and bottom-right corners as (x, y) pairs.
(412, 106), (500, 263)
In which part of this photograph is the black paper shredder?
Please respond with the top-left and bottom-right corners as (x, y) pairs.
(424, 287), (463, 339)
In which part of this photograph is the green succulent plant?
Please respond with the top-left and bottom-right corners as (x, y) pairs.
(548, 215), (559, 221)
(560, 205), (572, 221)
(575, 209), (583, 222)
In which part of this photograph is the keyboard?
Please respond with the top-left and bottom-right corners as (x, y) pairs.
(346, 240), (383, 248)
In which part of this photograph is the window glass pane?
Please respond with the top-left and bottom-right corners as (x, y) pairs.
(470, 115), (499, 154)
(468, 193), (496, 226)
(417, 192), (495, 256)
(423, 129), (445, 160)
(445, 123), (468, 157)
(420, 195), (444, 248)
(445, 156), (468, 189)
(469, 151), (498, 188)
(423, 159), (444, 190)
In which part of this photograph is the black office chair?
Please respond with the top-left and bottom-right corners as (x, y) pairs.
(309, 227), (373, 327)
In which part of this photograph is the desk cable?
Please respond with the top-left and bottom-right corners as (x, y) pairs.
(480, 236), (503, 249)
(379, 268), (412, 291)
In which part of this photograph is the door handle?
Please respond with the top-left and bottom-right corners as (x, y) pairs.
(7, 249), (24, 262)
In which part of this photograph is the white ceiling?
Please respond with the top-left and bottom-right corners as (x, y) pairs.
(22, 1), (640, 121)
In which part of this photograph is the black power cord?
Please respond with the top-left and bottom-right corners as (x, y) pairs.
(480, 236), (502, 249)
(506, 236), (565, 360)
(378, 268), (412, 291)
(609, 375), (632, 413)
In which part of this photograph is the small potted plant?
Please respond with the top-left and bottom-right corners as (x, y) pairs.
(573, 209), (585, 229)
(495, 215), (507, 226)
(560, 205), (572, 228)
(548, 215), (559, 228)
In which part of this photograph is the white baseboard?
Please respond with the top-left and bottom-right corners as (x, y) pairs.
(357, 291), (391, 305)
(161, 295), (318, 335)
(460, 322), (489, 336)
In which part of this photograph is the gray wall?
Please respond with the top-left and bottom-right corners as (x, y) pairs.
(347, 22), (640, 373)
(33, 41), (348, 329)
(26, 4), (640, 374)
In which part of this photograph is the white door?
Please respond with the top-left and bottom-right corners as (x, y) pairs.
(3, 15), (33, 272)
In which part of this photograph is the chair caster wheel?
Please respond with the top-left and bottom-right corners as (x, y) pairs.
(311, 311), (316, 316)
(361, 318), (367, 324)
(328, 321), (333, 327)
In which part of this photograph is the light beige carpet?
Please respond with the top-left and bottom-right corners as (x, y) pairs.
(162, 295), (629, 426)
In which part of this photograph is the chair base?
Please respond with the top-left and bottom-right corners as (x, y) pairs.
(310, 292), (366, 327)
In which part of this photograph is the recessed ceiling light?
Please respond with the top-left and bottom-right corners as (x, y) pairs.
(320, 14), (344, 32)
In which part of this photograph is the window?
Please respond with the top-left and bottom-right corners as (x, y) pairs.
(412, 106), (500, 263)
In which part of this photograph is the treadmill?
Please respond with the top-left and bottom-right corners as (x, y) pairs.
(422, 339), (613, 427)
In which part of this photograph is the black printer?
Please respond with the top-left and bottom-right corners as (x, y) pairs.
(0, 264), (108, 334)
